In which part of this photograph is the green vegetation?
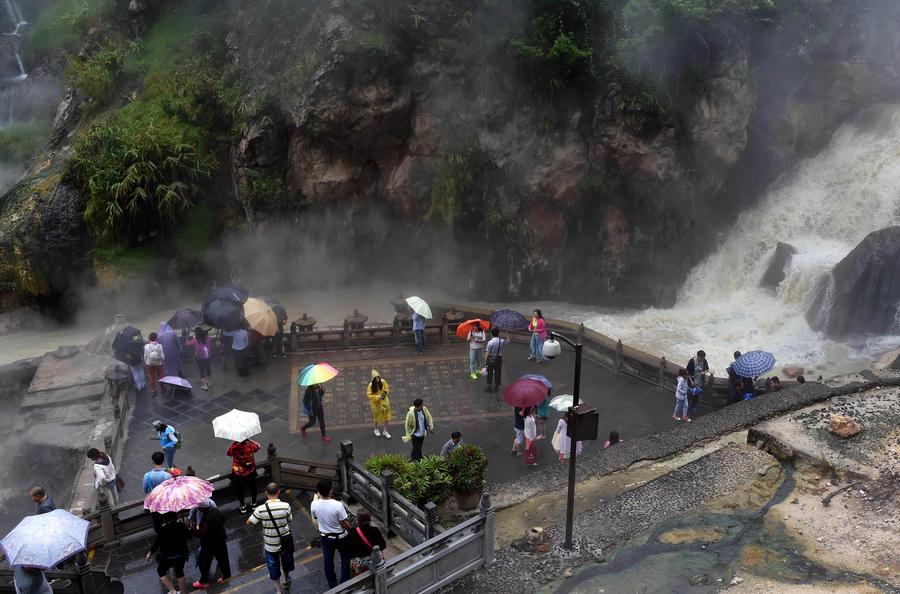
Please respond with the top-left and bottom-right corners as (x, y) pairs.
(91, 246), (158, 274)
(353, 30), (401, 58)
(0, 120), (53, 162)
(71, 100), (215, 243)
(447, 444), (487, 494)
(173, 201), (216, 256)
(394, 456), (453, 506)
(365, 453), (411, 477)
(66, 41), (137, 104)
(427, 145), (493, 225)
(25, 0), (121, 63)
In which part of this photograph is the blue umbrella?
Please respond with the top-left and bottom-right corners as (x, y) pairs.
(0, 510), (90, 569)
(731, 350), (776, 377)
(520, 374), (552, 389)
(490, 309), (529, 331)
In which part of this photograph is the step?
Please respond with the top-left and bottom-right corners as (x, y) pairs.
(208, 546), (329, 594)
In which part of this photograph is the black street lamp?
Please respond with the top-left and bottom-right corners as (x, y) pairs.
(542, 330), (591, 550)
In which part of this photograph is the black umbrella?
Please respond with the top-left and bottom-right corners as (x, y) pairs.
(202, 287), (247, 331)
(259, 296), (288, 324)
(490, 309), (530, 331)
(112, 326), (144, 366)
(168, 308), (203, 330)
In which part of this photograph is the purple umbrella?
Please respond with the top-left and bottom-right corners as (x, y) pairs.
(168, 308), (203, 330)
(159, 376), (192, 399)
(520, 374), (553, 389)
(490, 309), (529, 331)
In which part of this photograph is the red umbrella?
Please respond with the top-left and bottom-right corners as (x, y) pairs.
(502, 378), (550, 408)
(455, 318), (491, 339)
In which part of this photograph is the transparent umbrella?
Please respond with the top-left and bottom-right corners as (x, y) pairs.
(0, 510), (90, 569)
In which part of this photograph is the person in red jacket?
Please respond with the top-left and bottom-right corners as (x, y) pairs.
(227, 438), (261, 513)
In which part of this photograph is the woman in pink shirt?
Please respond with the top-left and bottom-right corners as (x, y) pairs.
(527, 309), (547, 362)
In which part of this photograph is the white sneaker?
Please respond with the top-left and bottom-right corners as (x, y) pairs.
(374, 429), (381, 437)
(383, 430), (392, 439)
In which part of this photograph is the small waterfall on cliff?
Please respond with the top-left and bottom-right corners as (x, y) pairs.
(0, 0), (27, 128)
(586, 103), (900, 376)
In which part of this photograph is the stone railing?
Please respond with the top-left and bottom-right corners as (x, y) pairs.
(324, 493), (495, 594)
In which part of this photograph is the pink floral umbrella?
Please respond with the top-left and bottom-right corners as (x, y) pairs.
(144, 476), (214, 513)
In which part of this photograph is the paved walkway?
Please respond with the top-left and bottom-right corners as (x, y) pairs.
(112, 339), (679, 591)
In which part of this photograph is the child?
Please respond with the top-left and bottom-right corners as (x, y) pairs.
(186, 327), (213, 390)
(523, 407), (538, 466)
(674, 368), (691, 422)
(603, 431), (621, 449)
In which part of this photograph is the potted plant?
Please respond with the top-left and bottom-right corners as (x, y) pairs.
(447, 444), (487, 510)
(394, 455), (452, 508)
(364, 452), (410, 478)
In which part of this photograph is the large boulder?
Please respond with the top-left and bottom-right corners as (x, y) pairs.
(760, 242), (797, 290)
(807, 227), (900, 337)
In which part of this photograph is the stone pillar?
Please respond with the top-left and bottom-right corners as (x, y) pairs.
(658, 356), (667, 387)
(424, 501), (438, 540)
(342, 322), (351, 349)
(616, 339), (624, 371)
(480, 493), (495, 567)
(267, 443), (281, 486)
(380, 470), (395, 537)
(441, 317), (449, 345)
(371, 546), (387, 593)
(392, 319), (400, 346)
(339, 440), (354, 502)
(290, 324), (298, 351)
(98, 490), (116, 545)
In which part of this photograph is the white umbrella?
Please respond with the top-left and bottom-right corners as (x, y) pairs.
(0, 510), (90, 569)
(405, 296), (432, 319)
(212, 409), (261, 442)
(549, 394), (575, 412)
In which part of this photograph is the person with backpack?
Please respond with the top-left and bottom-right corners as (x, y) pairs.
(186, 327), (213, 391)
(484, 328), (509, 393)
(87, 447), (120, 506)
(153, 420), (180, 469)
(301, 383), (330, 442)
(144, 332), (166, 397)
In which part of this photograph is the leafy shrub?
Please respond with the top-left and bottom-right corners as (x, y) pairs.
(447, 444), (487, 494)
(427, 145), (493, 225)
(394, 456), (453, 506)
(25, 0), (120, 63)
(364, 453), (411, 478)
(91, 247), (158, 274)
(71, 101), (215, 242)
(66, 41), (135, 103)
(0, 120), (52, 162)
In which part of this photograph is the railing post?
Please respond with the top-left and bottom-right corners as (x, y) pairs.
(578, 323), (585, 342)
(380, 470), (395, 537)
(267, 443), (281, 486)
(441, 318), (449, 345)
(706, 372), (715, 402)
(616, 339), (624, 371)
(424, 501), (437, 540)
(658, 356), (667, 387)
(97, 490), (116, 545)
(74, 552), (91, 594)
(393, 319), (400, 346)
(339, 440), (354, 503)
(290, 325), (298, 351)
(342, 322), (351, 349)
(371, 546), (388, 593)
(480, 493), (495, 567)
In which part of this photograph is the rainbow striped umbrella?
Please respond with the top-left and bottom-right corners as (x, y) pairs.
(297, 362), (339, 386)
(144, 476), (214, 513)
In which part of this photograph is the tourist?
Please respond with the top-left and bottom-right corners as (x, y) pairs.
(366, 370), (392, 439)
(603, 431), (621, 449)
(345, 511), (387, 576)
(796, 375), (806, 384)
(467, 321), (487, 379)
(311, 479), (352, 587)
(412, 310), (426, 353)
(145, 512), (191, 594)
(551, 416), (582, 461)
(13, 566), (52, 594)
(246, 483), (294, 593)
(440, 431), (463, 456)
(535, 390), (550, 439)
(511, 406), (525, 457)
(227, 437), (261, 513)
(28, 487), (54, 515)
(674, 368), (691, 422)
(726, 351), (742, 404)
(273, 318), (287, 359)
(767, 376), (783, 392)
(301, 383), (330, 442)
(740, 376), (756, 400)
(144, 332), (165, 397)
(523, 407), (538, 466)
(153, 420), (180, 469)
(191, 500), (231, 589)
(403, 398), (433, 460)
(186, 327), (213, 391)
(685, 350), (708, 416)
(484, 327), (509, 393)
(223, 327), (250, 377)
(87, 447), (120, 506)
(188, 498), (217, 528)
(158, 322), (183, 378)
(144, 451), (173, 534)
(527, 309), (547, 362)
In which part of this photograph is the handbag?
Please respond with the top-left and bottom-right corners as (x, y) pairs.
(265, 502), (295, 554)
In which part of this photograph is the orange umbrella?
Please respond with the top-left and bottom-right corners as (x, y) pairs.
(456, 318), (491, 339)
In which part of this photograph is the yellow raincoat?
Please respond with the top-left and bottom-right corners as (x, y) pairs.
(366, 370), (392, 423)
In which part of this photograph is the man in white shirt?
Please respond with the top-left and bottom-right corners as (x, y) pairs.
(246, 483), (294, 593)
(310, 479), (352, 588)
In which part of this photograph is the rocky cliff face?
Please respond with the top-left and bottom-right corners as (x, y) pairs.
(3, 0), (900, 314)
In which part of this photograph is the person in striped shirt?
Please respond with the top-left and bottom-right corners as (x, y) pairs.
(246, 483), (294, 593)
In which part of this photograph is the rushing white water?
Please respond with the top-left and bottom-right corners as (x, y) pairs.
(586, 104), (900, 377)
(0, 0), (26, 127)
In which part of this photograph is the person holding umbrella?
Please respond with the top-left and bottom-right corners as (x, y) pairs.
(13, 566), (52, 594)
(406, 296), (431, 354)
(366, 370), (392, 439)
(2, 509), (91, 592)
(145, 512), (192, 594)
(301, 383), (329, 442)
(484, 327), (510, 393)
(466, 321), (487, 380)
(223, 326), (250, 377)
(158, 322), (183, 378)
(523, 407), (539, 466)
(227, 438), (261, 513)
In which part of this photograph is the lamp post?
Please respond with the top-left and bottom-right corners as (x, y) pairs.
(542, 331), (582, 549)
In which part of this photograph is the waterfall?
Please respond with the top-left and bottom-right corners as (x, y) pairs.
(0, 0), (27, 128)
(0, 0), (23, 35)
(585, 103), (900, 376)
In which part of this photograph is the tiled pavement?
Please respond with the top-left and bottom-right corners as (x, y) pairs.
(111, 339), (684, 591)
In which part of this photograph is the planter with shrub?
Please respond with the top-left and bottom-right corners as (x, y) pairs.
(447, 444), (488, 510)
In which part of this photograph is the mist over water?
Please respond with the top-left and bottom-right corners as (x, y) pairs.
(585, 104), (900, 377)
